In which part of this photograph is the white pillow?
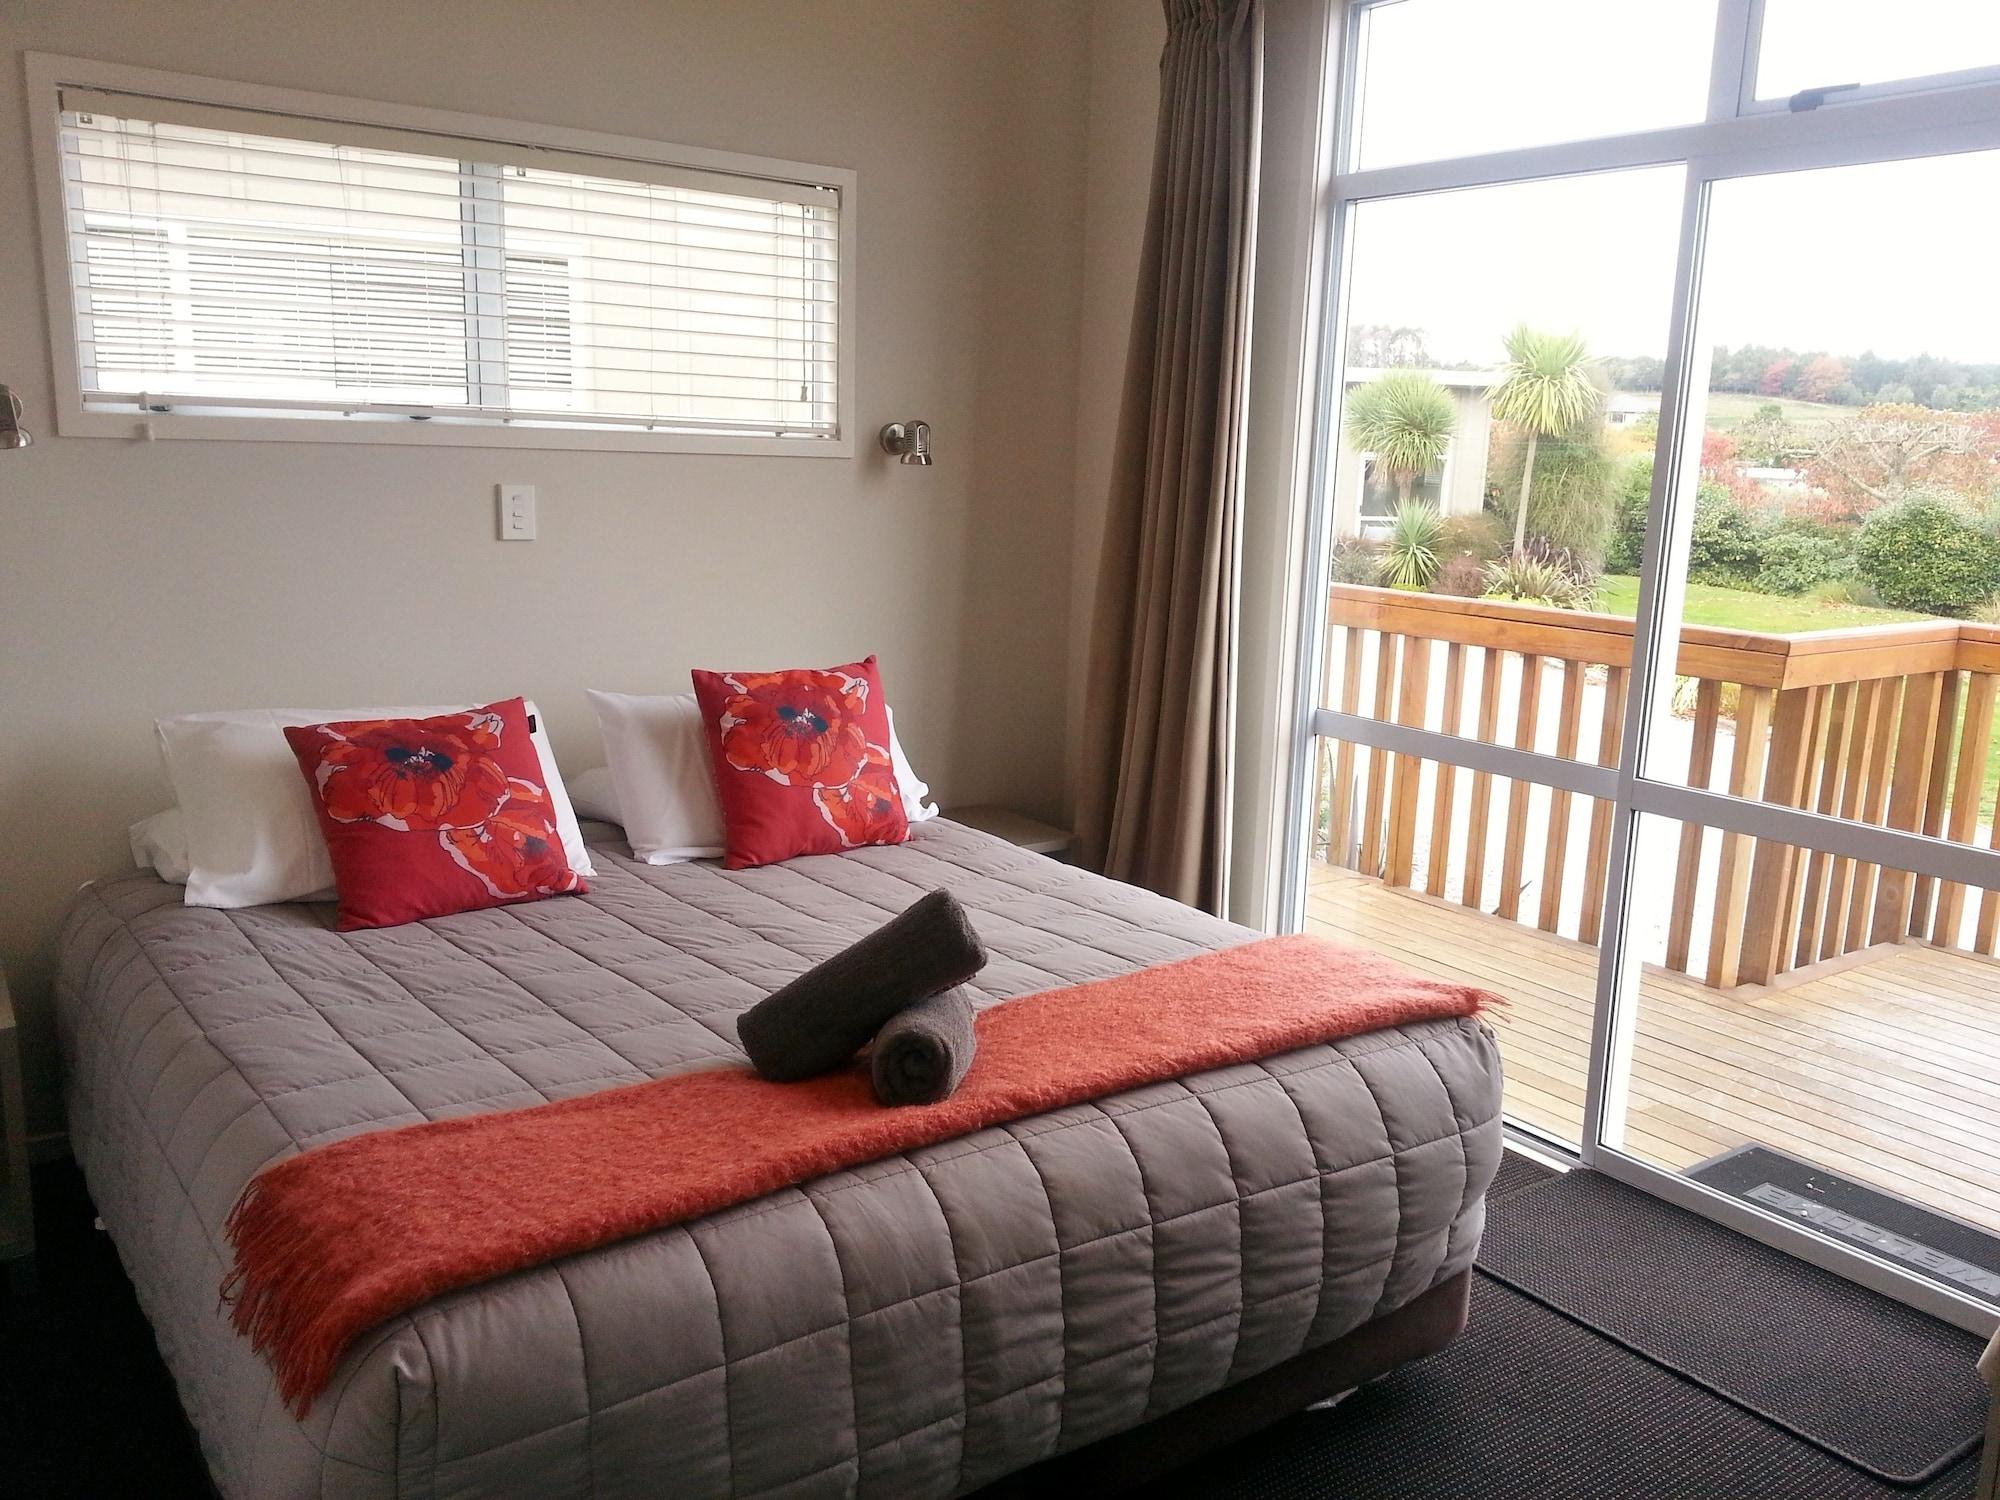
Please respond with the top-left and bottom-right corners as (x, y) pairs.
(885, 708), (938, 822)
(584, 691), (725, 863)
(129, 808), (194, 885)
(566, 766), (624, 827)
(156, 700), (593, 909)
(585, 691), (937, 866)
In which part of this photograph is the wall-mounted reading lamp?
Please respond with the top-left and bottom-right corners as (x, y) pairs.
(0, 386), (30, 451)
(879, 420), (932, 466)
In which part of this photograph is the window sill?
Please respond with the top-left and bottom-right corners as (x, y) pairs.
(55, 406), (855, 458)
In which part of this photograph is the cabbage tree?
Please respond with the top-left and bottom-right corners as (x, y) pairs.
(1490, 327), (1601, 554)
(1345, 371), (1456, 506)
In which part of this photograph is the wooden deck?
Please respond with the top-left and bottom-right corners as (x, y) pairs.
(1307, 861), (2000, 1234)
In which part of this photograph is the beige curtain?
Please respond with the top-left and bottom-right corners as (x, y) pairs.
(1076, 0), (1261, 915)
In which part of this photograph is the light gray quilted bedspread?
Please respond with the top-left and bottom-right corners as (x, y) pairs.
(54, 819), (1502, 1500)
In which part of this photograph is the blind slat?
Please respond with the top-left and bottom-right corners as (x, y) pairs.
(69, 236), (843, 322)
(59, 102), (840, 436)
(64, 124), (841, 241)
(61, 85), (841, 209)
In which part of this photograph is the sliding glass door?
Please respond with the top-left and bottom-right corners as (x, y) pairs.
(1289, 0), (2000, 1333)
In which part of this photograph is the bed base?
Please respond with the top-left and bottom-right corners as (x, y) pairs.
(969, 1268), (1474, 1497)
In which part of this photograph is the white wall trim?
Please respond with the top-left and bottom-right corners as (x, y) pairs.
(1229, 0), (1342, 933)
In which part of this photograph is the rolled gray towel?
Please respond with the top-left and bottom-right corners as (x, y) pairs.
(870, 987), (978, 1106)
(737, 889), (988, 1082)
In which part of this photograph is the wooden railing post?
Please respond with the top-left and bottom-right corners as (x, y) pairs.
(1823, 679), (1888, 958)
(1795, 681), (1856, 968)
(1538, 660), (1588, 934)
(1667, 679), (1722, 973)
(1578, 666), (1627, 946)
(1842, 679), (1904, 950)
(1935, 671), (1997, 946)
(1708, 685), (1775, 989)
(1384, 636), (1432, 888)
(1326, 628), (1364, 868)
(1463, 648), (1504, 911)
(1497, 654), (1544, 922)
(1359, 633), (1398, 878)
(1736, 685), (1818, 986)
(1426, 643), (1467, 898)
(1872, 671), (1946, 944)
(1907, 669), (1961, 937)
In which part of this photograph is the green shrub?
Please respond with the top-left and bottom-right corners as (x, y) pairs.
(1606, 457), (1775, 584)
(1753, 528), (1855, 596)
(1607, 458), (1654, 572)
(1377, 500), (1443, 590)
(1686, 483), (1774, 588)
(1855, 490), (2000, 616)
(1329, 538), (1381, 585)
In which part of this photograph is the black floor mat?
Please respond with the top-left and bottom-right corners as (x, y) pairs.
(1485, 1146), (1559, 1203)
(1689, 1144), (2000, 1304)
(1479, 1169), (1989, 1485)
(1142, 1276), (1980, 1500)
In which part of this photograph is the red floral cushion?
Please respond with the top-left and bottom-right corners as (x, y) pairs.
(689, 656), (910, 869)
(283, 699), (587, 930)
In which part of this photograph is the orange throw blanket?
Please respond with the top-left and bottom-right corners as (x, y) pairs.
(224, 933), (1492, 1414)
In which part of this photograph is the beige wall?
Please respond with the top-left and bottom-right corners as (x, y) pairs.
(0, 0), (1091, 1138)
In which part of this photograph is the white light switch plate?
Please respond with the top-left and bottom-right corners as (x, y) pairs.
(497, 483), (537, 541)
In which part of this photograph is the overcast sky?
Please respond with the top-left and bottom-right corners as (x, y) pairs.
(1348, 0), (2000, 366)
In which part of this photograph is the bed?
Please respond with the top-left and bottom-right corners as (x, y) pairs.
(55, 817), (1503, 1499)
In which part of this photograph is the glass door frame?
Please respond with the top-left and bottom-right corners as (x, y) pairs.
(1283, 0), (2000, 1335)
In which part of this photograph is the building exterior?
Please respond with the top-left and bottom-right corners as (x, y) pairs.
(1332, 367), (1500, 539)
(1604, 390), (1659, 428)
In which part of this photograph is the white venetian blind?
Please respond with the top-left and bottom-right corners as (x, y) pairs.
(55, 88), (842, 437)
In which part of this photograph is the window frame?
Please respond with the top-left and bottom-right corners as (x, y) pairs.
(1284, 0), (2000, 1336)
(25, 53), (859, 457)
(1737, 0), (2000, 115)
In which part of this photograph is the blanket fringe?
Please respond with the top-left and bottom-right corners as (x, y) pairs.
(224, 1170), (348, 1415)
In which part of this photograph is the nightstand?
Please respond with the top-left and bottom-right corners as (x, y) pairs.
(0, 967), (33, 1292)
(945, 805), (1075, 861)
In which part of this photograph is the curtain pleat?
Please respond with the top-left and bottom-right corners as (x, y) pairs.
(1077, 0), (1260, 915)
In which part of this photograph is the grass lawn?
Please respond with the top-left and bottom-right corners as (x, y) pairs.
(1595, 575), (1927, 632)
(1595, 575), (1997, 819)
(1621, 391), (1849, 429)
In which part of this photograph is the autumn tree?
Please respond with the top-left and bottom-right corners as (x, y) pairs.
(1793, 355), (1851, 404)
(1802, 404), (1997, 520)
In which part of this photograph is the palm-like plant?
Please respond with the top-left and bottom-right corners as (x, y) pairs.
(1377, 499), (1442, 590)
(1489, 326), (1601, 554)
(1345, 371), (1456, 505)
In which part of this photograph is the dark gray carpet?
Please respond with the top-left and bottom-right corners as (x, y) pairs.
(2, 1165), (207, 1499)
(1480, 1169), (1988, 1484)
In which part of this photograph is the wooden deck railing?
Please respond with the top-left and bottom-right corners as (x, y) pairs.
(1316, 584), (2000, 988)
